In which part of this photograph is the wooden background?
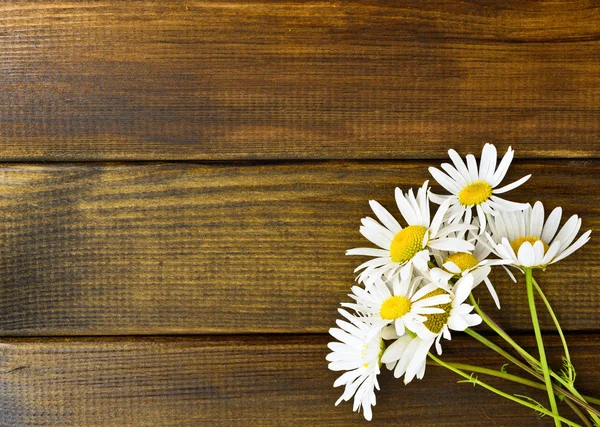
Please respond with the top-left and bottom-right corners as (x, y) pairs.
(0, 1), (599, 425)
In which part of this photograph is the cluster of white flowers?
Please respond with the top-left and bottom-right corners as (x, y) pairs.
(327, 144), (591, 420)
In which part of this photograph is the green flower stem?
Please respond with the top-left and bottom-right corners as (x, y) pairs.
(426, 360), (547, 390)
(564, 397), (594, 427)
(465, 328), (600, 416)
(427, 352), (582, 427)
(469, 293), (540, 368)
(526, 268), (561, 426)
(465, 328), (540, 378)
(426, 360), (595, 427)
(532, 277), (600, 426)
(470, 294), (566, 386)
(469, 296), (600, 409)
(531, 277), (571, 377)
(570, 386), (600, 427)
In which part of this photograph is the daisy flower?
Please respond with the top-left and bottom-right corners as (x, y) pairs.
(327, 309), (385, 421)
(431, 221), (512, 309)
(428, 143), (531, 234)
(487, 201), (591, 269)
(347, 181), (475, 285)
(342, 274), (452, 338)
(381, 274), (482, 384)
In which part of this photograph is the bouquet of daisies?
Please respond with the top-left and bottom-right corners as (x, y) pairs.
(327, 144), (598, 426)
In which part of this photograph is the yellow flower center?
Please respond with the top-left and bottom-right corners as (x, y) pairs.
(419, 288), (452, 335)
(380, 296), (412, 320)
(458, 180), (493, 206)
(510, 236), (549, 255)
(390, 225), (427, 263)
(444, 252), (479, 272)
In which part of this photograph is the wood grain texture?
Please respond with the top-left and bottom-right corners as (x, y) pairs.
(1, 1), (600, 160)
(0, 160), (598, 335)
(0, 334), (597, 426)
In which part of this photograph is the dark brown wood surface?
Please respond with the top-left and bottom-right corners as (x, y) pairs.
(0, 334), (597, 426)
(1, 1), (600, 426)
(0, 161), (597, 336)
(1, 1), (600, 160)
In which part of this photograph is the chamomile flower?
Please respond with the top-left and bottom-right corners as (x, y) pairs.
(342, 274), (452, 339)
(347, 181), (475, 286)
(487, 201), (591, 269)
(327, 309), (385, 421)
(431, 222), (511, 309)
(428, 144), (531, 234)
(382, 274), (482, 384)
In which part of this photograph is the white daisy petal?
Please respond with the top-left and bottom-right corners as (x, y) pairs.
(532, 240), (545, 265)
(541, 207), (562, 243)
(447, 315), (469, 331)
(453, 274), (474, 305)
(360, 226), (392, 250)
(483, 277), (501, 309)
(353, 257), (390, 274)
(441, 163), (467, 187)
(448, 149), (472, 182)
(429, 167), (461, 194)
(436, 223), (476, 238)
(552, 215), (579, 250)
(478, 143), (497, 181)
(407, 189), (423, 224)
(419, 181), (430, 225)
(369, 200), (402, 234)
(499, 237), (518, 260)
(489, 196), (530, 211)
(517, 241), (535, 267)
(404, 338), (433, 384)
(465, 154), (479, 181)
(541, 241), (561, 265)
(490, 146), (514, 186)
(429, 198), (453, 238)
(427, 238), (474, 252)
(429, 192), (452, 205)
(346, 248), (391, 257)
(463, 313), (483, 327)
(502, 264), (518, 282)
(476, 204), (486, 235)
(559, 217), (582, 252)
(493, 174), (531, 194)
(381, 334), (412, 364)
(529, 201), (544, 238)
(361, 217), (396, 241)
(442, 261), (461, 274)
(395, 187), (418, 225)
(551, 230), (591, 264)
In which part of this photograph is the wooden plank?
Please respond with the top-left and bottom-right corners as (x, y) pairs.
(0, 334), (598, 426)
(1, 1), (600, 160)
(0, 160), (598, 335)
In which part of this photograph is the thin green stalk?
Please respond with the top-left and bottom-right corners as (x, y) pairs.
(469, 293), (540, 368)
(526, 268), (561, 426)
(428, 352), (582, 427)
(571, 387), (600, 427)
(565, 397), (594, 427)
(465, 328), (539, 378)
(426, 360), (546, 390)
(428, 360), (597, 426)
(469, 296), (600, 409)
(532, 277), (572, 378)
(532, 277), (600, 426)
(465, 328), (600, 415)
